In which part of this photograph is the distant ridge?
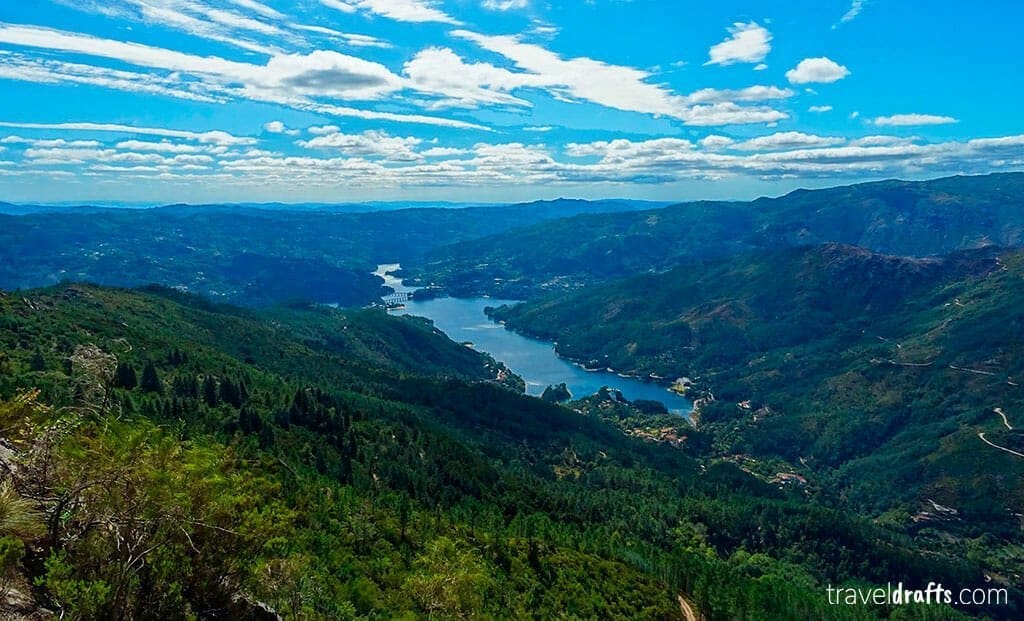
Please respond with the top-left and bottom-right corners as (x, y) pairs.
(418, 172), (1024, 298)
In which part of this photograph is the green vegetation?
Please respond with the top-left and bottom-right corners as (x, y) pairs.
(0, 199), (657, 307)
(417, 173), (1024, 298)
(490, 243), (1024, 592)
(540, 383), (572, 403)
(0, 283), (998, 618)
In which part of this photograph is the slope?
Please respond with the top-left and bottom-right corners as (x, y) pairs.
(418, 172), (1024, 298)
(0, 283), (998, 618)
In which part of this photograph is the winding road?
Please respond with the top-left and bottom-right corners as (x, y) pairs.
(994, 407), (1013, 430)
(978, 433), (1024, 459)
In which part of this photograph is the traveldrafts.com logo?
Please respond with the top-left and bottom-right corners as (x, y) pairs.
(827, 582), (1009, 607)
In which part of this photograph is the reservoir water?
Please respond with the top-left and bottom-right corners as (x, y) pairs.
(377, 265), (692, 418)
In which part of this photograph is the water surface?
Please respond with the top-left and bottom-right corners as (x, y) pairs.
(391, 295), (693, 417)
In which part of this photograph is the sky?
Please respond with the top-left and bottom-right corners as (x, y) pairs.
(0, 0), (1022, 204)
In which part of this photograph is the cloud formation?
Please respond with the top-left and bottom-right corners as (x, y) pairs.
(785, 57), (850, 84)
(706, 22), (772, 66)
(873, 114), (959, 126)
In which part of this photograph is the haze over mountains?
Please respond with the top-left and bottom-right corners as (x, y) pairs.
(0, 199), (661, 306)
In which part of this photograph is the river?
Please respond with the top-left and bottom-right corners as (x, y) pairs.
(376, 264), (692, 418)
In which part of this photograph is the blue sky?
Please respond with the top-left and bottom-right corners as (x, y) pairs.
(0, 0), (1021, 203)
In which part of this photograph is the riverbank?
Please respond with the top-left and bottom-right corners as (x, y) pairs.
(485, 304), (693, 408)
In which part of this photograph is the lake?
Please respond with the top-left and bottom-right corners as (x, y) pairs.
(380, 266), (692, 418)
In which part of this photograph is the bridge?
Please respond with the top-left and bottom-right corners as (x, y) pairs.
(382, 291), (414, 305)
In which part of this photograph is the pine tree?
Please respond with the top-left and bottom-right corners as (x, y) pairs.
(220, 377), (242, 408)
(113, 362), (138, 390)
(28, 349), (46, 372)
(202, 377), (219, 407)
(140, 362), (162, 394)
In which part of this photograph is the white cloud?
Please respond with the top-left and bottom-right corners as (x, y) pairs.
(6, 126), (1024, 192)
(565, 138), (694, 159)
(25, 138), (101, 148)
(318, 0), (356, 14)
(403, 47), (537, 108)
(0, 121), (255, 145)
(837, 0), (865, 25)
(0, 23), (486, 130)
(308, 125), (341, 135)
(294, 25), (391, 49)
(699, 135), (734, 150)
(808, 105), (833, 113)
(0, 54), (223, 103)
(263, 121), (300, 135)
(225, 0), (284, 20)
(683, 103), (787, 127)
(705, 22), (772, 66)
(302, 103), (490, 130)
(683, 85), (793, 104)
(452, 30), (682, 116)
(785, 57), (850, 84)
(298, 129), (423, 161)
(849, 135), (918, 147)
(872, 114), (958, 127)
(732, 132), (846, 151)
(968, 135), (1024, 149)
(58, 0), (292, 55)
(421, 146), (469, 156)
(115, 139), (206, 153)
(452, 30), (788, 125)
(321, 0), (460, 25)
(483, 0), (528, 10)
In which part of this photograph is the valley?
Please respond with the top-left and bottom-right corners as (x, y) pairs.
(4, 1), (1021, 617)
(372, 263), (692, 416)
(0, 174), (1022, 619)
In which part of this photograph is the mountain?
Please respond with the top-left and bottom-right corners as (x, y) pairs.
(0, 202), (114, 216)
(416, 173), (1024, 298)
(0, 283), (998, 619)
(0, 198), (668, 215)
(0, 199), (663, 307)
(489, 244), (1024, 579)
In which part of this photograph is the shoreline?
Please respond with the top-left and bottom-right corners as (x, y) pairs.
(374, 265), (695, 418)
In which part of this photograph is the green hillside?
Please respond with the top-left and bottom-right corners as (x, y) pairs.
(490, 244), (1024, 584)
(0, 199), (658, 308)
(416, 173), (1024, 298)
(0, 283), (995, 619)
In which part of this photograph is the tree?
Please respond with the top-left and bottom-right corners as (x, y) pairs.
(220, 377), (242, 408)
(113, 362), (137, 390)
(140, 362), (162, 394)
(28, 349), (46, 372)
(202, 377), (219, 407)
(403, 537), (495, 619)
(69, 345), (117, 412)
(541, 383), (571, 403)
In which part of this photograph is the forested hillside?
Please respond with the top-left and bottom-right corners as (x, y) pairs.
(0, 199), (656, 308)
(417, 173), (1024, 298)
(0, 283), (998, 619)
(490, 244), (1024, 585)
